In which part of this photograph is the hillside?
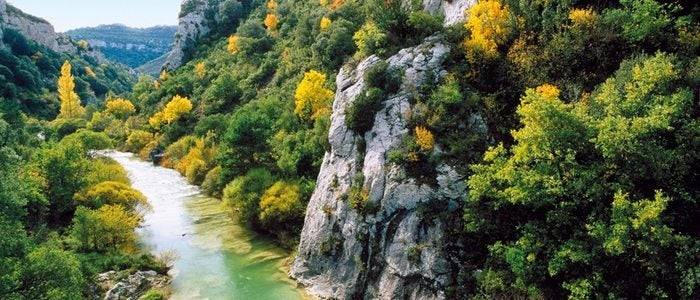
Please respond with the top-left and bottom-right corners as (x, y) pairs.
(66, 24), (176, 69)
(0, 0), (698, 299)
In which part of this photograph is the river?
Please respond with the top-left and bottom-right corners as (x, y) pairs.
(105, 151), (304, 300)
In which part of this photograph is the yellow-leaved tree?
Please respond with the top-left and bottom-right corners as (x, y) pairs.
(464, 0), (512, 58)
(57, 61), (85, 119)
(227, 35), (240, 54)
(414, 126), (435, 151)
(149, 95), (193, 127)
(264, 13), (279, 31)
(195, 62), (206, 79)
(294, 70), (334, 120)
(105, 98), (136, 119)
(320, 17), (332, 31)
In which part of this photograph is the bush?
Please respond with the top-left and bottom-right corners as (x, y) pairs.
(353, 21), (387, 57)
(407, 11), (443, 37)
(87, 158), (129, 185)
(22, 246), (84, 300)
(222, 168), (274, 225)
(74, 181), (148, 211)
(201, 166), (224, 198)
(163, 135), (197, 167)
(346, 87), (384, 134)
(49, 118), (87, 140)
(71, 205), (140, 252)
(258, 181), (305, 232)
(141, 289), (167, 300)
(124, 130), (154, 153)
(87, 111), (114, 132)
(61, 130), (113, 151)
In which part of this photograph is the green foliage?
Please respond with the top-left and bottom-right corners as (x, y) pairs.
(353, 21), (387, 57)
(49, 118), (87, 140)
(22, 246), (84, 300)
(74, 181), (148, 211)
(465, 54), (698, 298)
(345, 87), (384, 134)
(125, 130), (155, 153)
(201, 166), (224, 197)
(223, 168), (275, 225)
(141, 288), (167, 300)
(71, 205), (140, 252)
(61, 130), (113, 150)
(604, 0), (674, 44)
(258, 181), (305, 232)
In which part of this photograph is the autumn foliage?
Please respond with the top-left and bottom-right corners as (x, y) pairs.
(294, 70), (334, 120)
(149, 95), (193, 126)
(57, 61), (85, 119)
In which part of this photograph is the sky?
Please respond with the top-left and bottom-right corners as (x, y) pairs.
(7, 0), (183, 32)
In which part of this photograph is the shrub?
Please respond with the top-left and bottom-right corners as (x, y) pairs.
(463, 0), (512, 58)
(124, 130), (154, 153)
(71, 205), (140, 252)
(61, 130), (113, 151)
(49, 118), (87, 140)
(87, 111), (114, 132)
(408, 11), (443, 37)
(163, 135), (198, 167)
(414, 126), (434, 152)
(346, 87), (384, 134)
(74, 181), (148, 211)
(141, 289), (167, 300)
(258, 181), (305, 231)
(201, 166), (224, 198)
(222, 168), (274, 225)
(87, 158), (129, 185)
(353, 21), (387, 57)
(22, 246), (84, 300)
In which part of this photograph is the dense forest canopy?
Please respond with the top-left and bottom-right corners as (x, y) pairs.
(0, 0), (698, 298)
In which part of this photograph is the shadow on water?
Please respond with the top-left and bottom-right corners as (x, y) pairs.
(104, 151), (304, 300)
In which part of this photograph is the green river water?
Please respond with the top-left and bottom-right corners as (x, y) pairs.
(107, 151), (304, 300)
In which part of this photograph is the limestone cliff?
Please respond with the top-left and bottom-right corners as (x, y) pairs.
(0, 0), (105, 61)
(291, 33), (485, 299)
(162, 0), (211, 70)
(422, 0), (476, 26)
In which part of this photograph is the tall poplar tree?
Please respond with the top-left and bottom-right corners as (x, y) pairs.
(57, 61), (85, 119)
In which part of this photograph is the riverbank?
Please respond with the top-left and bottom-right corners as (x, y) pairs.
(105, 151), (305, 299)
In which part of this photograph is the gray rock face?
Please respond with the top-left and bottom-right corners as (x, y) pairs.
(291, 36), (472, 300)
(0, 1), (105, 61)
(422, 0), (476, 26)
(96, 270), (170, 300)
(162, 0), (211, 70)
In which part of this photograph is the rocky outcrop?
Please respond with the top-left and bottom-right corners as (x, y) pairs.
(422, 0), (476, 26)
(291, 34), (482, 299)
(0, 0), (105, 61)
(162, 0), (211, 70)
(94, 270), (170, 300)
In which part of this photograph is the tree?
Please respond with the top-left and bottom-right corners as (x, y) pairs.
(264, 14), (279, 32)
(149, 95), (193, 127)
(223, 168), (275, 225)
(22, 246), (84, 300)
(74, 181), (148, 211)
(294, 70), (334, 121)
(57, 61), (85, 119)
(227, 35), (240, 54)
(71, 205), (140, 252)
(194, 62), (206, 79)
(320, 17), (332, 31)
(353, 21), (387, 57)
(258, 181), (304, 231)
(465, 53), (698, 298)
(105, 98), (136, 119)
(464, 0), (512, 58)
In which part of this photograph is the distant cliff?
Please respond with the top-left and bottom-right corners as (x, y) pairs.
(66, 24), (177, 69)
(0, 0), (105, 62)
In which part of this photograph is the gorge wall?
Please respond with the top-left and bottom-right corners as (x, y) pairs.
(291, 2), (480, 299)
